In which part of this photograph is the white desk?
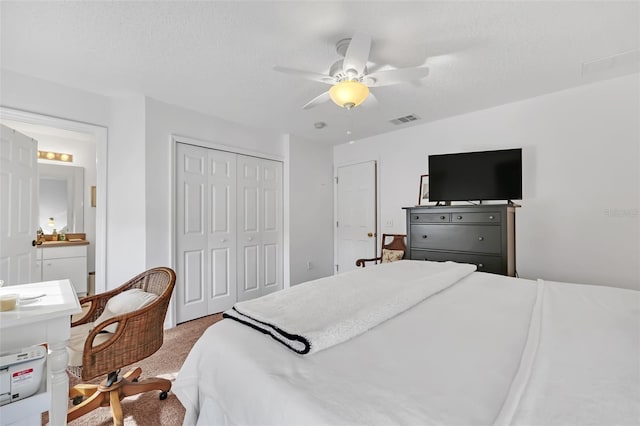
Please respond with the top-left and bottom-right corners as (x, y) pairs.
(0, 280), (81, 426)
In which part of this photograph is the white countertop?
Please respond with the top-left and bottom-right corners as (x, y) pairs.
(0, 279), (82, 328)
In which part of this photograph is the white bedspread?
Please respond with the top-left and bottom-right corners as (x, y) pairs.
(174, 264), (640, 426)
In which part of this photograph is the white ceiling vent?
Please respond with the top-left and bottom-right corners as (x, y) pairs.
(390, 114), (420, 125)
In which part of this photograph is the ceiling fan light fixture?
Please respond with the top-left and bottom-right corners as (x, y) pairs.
(329, 80), (369, 109)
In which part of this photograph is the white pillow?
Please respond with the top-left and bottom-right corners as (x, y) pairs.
(95, 288), (158, 333)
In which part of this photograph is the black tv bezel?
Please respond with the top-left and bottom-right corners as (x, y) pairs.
(427, 148), (522, 202)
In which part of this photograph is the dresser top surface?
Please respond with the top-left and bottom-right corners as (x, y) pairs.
(404, 203), (520, 211)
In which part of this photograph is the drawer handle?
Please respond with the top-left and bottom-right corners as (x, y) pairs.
(478, 236), (484, 241)
(457, 215), (463, 220)
(478, 263), (484, 268)
(440, 216), (446, 220)
(415, 216), (419, 220)
(422, 235), (428, 239)
(489, 215), (495, 220)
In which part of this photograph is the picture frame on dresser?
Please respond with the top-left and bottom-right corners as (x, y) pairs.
(418, 174), (435, 206)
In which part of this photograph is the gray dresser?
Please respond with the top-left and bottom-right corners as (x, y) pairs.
(404, 204), (518, 276)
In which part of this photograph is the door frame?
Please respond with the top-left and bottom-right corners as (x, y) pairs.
(169, 134), (287, 328)
(333, 158), (380, 274)
(0, 107), (108, 294)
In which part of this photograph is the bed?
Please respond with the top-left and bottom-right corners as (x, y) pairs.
(173, 260), (639, 426)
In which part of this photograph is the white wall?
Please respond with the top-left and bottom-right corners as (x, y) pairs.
(288, 135), (334, 285)
(0, 69), (110, 126)
(106, 96), (147, 286)
(335, 74), (639, 290)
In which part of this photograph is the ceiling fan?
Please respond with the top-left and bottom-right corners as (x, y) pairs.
(274, 32), (429, 110)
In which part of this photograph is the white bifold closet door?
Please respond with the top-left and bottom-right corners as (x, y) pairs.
(176, 143), (282, 324)
(236, 156), (283, 302)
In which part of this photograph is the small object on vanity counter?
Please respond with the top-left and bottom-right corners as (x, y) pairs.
(0, 294), (18, 311)
(51, 229), (58, 241)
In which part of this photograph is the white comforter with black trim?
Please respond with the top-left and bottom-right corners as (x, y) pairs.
(224, 260), (476, 354)
(175, 262), (640, 426)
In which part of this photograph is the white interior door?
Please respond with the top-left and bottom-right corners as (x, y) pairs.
(237, 156), (262, 302)
(176, 143), (283, 321)
(0, 124), (38, 285)
(336, 161), (377, 274)
(237, 156), (283, 301)
(176, 144), (238, 323)
(260, 159), (282, 296)
(207, 149), (237, 314)
(176, 143), (209, 323)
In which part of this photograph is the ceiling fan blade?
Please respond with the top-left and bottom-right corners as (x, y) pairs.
(365, 67), (429, 87)
(343, 32), (371, 76)
(360, 92), (379, 109)
(302, 91), (331, 110)
(273, 66), (334, 84)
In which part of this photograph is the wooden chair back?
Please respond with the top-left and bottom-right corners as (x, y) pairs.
(355, 234), (407, 267)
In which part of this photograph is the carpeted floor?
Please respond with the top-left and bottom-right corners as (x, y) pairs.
(46, 313), (223, 426)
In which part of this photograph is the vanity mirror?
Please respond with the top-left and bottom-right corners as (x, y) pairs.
(38, 164), (84, 233)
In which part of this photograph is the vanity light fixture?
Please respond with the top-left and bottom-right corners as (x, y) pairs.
(37, 150), (73, 163)
(47, 217), (56, 229)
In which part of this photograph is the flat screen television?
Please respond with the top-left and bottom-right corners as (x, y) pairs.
(428, 148), (522, 202)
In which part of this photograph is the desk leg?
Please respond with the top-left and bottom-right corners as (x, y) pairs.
(48, 340), (69, 426)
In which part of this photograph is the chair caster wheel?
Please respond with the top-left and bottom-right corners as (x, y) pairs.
(159, 391), (168, 400)
(72, 396), (84, 406)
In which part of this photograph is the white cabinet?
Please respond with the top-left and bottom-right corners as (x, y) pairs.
(36, 245), (88, 296)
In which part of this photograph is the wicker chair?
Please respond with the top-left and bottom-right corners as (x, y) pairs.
(355, 234), (407, 267)
(67, 267), (176, 426)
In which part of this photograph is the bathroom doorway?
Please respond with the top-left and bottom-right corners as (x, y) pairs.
(0, 107), (107, 294)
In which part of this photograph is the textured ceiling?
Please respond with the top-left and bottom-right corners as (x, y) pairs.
(1, 1), (638, 144)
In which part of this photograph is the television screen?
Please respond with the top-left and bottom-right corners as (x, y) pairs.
(428, 148), (522, 202)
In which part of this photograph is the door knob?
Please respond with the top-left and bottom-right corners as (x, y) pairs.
(367, 232), (373, 238)
(220, 238), (227, 243)
(478, 236), (484, 241)
(248, 237), (253, 241)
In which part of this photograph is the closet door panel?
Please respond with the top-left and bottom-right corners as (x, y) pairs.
(241, 244), (260, 294)
(237, 155), (263, 302)
(184, 250), (205, 303)
(261, 159), (283, 295)
(207, 150), (237, 313)
(176, 144), (209, 323)
(210, 247), (230, 297)
(263, 243), (278, 289)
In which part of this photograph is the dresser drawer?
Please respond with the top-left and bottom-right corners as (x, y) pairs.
(410, 250), (504, 274)
(39, 245), (87, 259)
(410, 213), (450, 223)
(410, 224), (501, 254)
(451, 211), (501, 224)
